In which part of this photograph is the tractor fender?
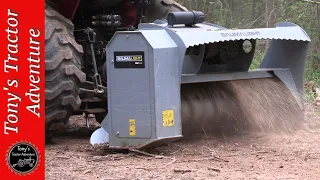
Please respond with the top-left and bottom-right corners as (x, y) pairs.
(49, 0), (80, 19)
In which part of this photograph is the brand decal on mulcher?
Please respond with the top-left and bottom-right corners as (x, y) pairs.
(114, 51), (145, 68)
(116, 55), (142, 62)
(221, 31), (260, 37)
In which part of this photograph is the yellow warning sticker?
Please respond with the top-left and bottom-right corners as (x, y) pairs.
(129, 119), (136, 136)
(162, 110), (174, 127)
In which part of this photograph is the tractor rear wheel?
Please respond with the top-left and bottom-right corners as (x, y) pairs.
(45, 4), (86, 140)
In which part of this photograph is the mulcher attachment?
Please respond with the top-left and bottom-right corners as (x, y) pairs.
(90, 11), (311, 149)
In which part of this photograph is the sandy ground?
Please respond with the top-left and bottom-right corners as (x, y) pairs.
(45, 103), (320, 180)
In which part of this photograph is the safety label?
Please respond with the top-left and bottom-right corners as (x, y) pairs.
(129, 119), (136, 136)
(162, 110), (174, 127)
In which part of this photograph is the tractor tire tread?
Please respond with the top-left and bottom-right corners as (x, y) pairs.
(45, 4), (85, 137)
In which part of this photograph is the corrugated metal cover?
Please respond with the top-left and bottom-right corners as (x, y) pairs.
(172, 26), (311, 47)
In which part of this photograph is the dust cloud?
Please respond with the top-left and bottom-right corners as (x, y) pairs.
(180, 78), (303, 137)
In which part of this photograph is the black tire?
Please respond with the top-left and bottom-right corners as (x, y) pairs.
(45, 4), (86, 139)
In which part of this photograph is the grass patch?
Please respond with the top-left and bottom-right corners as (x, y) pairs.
(304, 61), (320, 87)
(304, 56), (320, 102)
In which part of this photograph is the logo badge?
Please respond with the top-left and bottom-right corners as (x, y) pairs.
(6, 141), (40, 175)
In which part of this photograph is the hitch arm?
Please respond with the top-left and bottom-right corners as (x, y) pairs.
(84, 28), (104, 94)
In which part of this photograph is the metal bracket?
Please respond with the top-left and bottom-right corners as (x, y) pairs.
(84, 27), (104, 94)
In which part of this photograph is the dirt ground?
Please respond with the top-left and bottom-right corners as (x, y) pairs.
(45, 103), (320, 180)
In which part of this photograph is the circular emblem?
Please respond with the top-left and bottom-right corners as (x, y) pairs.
(6, 141), (40, 175)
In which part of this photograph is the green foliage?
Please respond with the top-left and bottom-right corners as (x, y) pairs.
(250, 45), (266, 70)
(305, 58), (320, 86)
(244, 41), (268, 71)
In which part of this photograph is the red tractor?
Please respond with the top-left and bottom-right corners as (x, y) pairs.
(45, 0), (187, 139)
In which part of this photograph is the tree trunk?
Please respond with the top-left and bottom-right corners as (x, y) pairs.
(262, 0), (277, 52)
(265, 0), (276, 28)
